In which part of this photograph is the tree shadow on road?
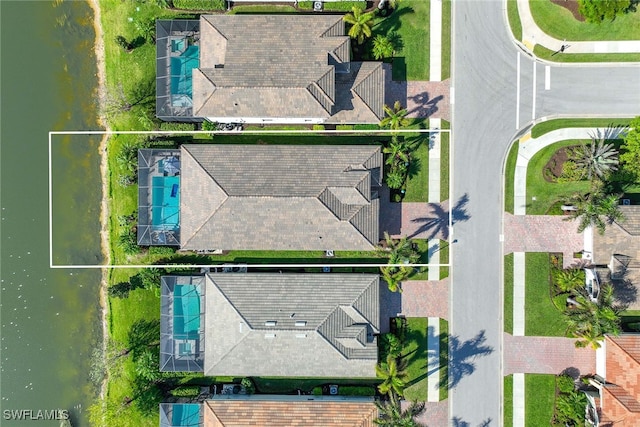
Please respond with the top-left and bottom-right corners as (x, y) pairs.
(409, 193), (471, 239)
(442, 329), (494, 390)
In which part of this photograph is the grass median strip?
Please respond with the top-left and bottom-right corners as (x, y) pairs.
(504, 253), (514, 335)
(534, 45), (640, 63)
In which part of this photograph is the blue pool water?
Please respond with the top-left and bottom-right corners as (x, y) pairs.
(173, 284), (201, 339)
(152, 176), (180, 230)
(171, 45), (199, 96)
(171, 403), (200, 426)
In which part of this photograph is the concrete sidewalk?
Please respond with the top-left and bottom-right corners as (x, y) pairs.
(507, 127), (620, 426)
(516, 0), (640, 54)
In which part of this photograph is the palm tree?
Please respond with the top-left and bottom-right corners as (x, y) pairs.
(372, 34), (395, 60)
(575, 134), (619, 180)
(564, 284), (622, 349)
(552, 268), (585, 293)
(375, 399), (427, 427)
(380, 265), (412, 292)
(343, 7), (375, 45)
(376, 354), (407, 402)
(385, 169), (405, 190)
(383, 136), (411, 166)
(380, 101), (410, 131)
(565, 189), (624, 234)
(377, 232), (419, 264)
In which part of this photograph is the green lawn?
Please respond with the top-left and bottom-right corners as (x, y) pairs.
(533, 44), (640, 63)
(440, 120), (450, 202)
(439, 318), (449, 401)
(507, 0), (523, 41)
(504, 253), (514, 334)
(373, 0), (430, 81)
(439, 239), (449, 280)
(530, 118), (633, 138)
(404, 136), (429, 202)
(525, 253), (566, 336)
(504, 375), (513, 427)
(526, 139), (591, 215)
(402, 317), (428, 401)
(229, 4), (297, 14)
(441, 0), (451, 79)
(504, 141), (519, 214)
(525, 374), (556, 427)
(529, 0), (640, 41)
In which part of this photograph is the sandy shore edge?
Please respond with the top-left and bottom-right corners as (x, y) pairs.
(88, 0), (111, 401)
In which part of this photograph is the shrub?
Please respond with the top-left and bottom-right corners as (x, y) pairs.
(555, 390), (588, 425)
(312, 124), (325, 131)
(379, 333), (402, 359)
(336, 124), (354, 130)
(160, 122), (196, 131)
(118, 228), (140, 255)
(557, 374), (575, 394)
(354, 124), (380, 130)
(173, 0), (226, 10)
(241, 377), (255, 395)
(298, 1), (366, 11)
(170, 386), (201, 397)
(557, 160), (584, 183)
(148, 246), (177, 256)
(312, 386), (323, 396)
(338, 386), (375, 396)
(108, 281), (133, 298)
(578, 0), (631, 23)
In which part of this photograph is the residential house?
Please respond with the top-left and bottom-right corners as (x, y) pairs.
(159, 273), (381, 378)
(588, 334), (640, 426)
(155, 15), (384, 124)
(159, 396), (378, 427)
(590, 205), (640, 309)
(137, 145), (382, 251)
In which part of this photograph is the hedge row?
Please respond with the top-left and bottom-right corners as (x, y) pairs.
(298, 1), (367, 12)
(173, 0), (226, 11)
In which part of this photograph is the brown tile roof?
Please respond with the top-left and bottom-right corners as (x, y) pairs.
(179, 144), (381, 251)
(593, 206), (640, 266)
(601, 335), (640, 424)
(191, 15), (383, 122)
(203, 398), (378, 427)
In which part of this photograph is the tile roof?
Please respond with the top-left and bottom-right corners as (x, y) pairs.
(191, 15), (383, 122)
(601, 335), (640, 423)
(179, 144), (381, 251)
(203, 397), (378, 427)
(593, 206), (640, 266)
(202, 273), (380, 377)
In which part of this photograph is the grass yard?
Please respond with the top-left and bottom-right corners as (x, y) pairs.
(525, 253), (566, 336)
(504, 253), (514, 334)
(507, 0), (523, 41)
(504, 141), (519, 214)
(525, 374), (556, 427)
(533, 45), (640, 63)
(404, 137), (429, 202)
(373, 0), (430, 81)
(229, 4), (297, 14)
(402, 317), (429, 401)
(439, 318), (449, 401)
(530, 118), (633, 138)
(504, 375), (513, 427)
(526, 139), (590, 215)
(529, 0), (640, 41)
(440, 120), (450, 202)
(441, 0), (451, 79)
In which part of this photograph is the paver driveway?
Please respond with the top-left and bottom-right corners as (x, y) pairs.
(383, 64), (451, 121)
(380, 195), (450, 240)
(400, 279), (450, 319)
(504, 213), (584, 268)
(504, 333), (595, 376)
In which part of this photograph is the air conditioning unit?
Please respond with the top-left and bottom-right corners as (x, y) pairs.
(313, 1), (323, 11)
(623, 199), (631, 205)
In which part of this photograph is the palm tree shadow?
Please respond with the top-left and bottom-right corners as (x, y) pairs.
(451, 417), (493, 427)
(443, 330), (494, 390)
(409, 193), (471, 239)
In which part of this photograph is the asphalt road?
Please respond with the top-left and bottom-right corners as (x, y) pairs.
(449, 1), (640, 426)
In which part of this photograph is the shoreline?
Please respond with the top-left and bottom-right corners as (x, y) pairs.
(88, 0), (111, 401)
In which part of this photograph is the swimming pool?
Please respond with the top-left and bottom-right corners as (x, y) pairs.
(171, 45), (199, 97)
(173, 284), (201, 339)
(171, 403), (200, 426)
(151, 176), (180, 231)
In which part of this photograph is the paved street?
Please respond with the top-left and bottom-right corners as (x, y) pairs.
(450, 1), (639, 425)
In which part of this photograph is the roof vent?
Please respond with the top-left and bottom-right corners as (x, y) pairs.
(265, 333), (276, 339)
(295, 321), (307, 327)
(265, 321), (277, 327)
(296, 334), (307, 339)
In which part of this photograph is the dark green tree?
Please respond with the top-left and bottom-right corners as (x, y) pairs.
(375, 399), (426, 427)
(578, 0), (631, 23)
(343, 6), (375, 44)
(372, 35), (395, 60)
(127, 319), (161, 361)
(380, 101), (410, 131)
(620, 117), (640, 180)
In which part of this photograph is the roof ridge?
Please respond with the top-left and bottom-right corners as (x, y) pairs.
(192, 69), (217, 117)
(352, 63), (384, 119)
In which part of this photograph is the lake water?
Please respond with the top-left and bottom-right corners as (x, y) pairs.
(1, 1), (104, 426)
